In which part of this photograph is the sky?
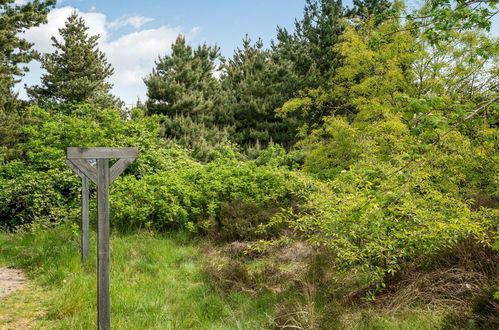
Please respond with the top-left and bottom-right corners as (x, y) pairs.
(14, 0), (499, 106)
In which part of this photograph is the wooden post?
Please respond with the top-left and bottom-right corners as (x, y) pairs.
(65, 159), (90, 264)
(97, 158), (110, 330)
(81, 175), (89, 263)
(65, 147), (137, 330)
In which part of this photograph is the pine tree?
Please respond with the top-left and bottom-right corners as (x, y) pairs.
(144, 36), (232, 159)
(0, 0), (55, 108)
(221, 37), (299, 148)
(145, 35), (227, 123)
(345, 0), (392, 24)
(1, 0), (55, 150)
(267, 0), (346, 138)
(273, 0), (345, 89)
(222, 1), (348, 149)
(27, 12), (119, 109)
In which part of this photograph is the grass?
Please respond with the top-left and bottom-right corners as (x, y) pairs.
(0, 228), (278, 329)
(0, 227), (452, 329)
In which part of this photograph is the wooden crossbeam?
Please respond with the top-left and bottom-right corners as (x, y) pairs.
(67, 147), (138, 159)
(68, 159), (98, 184)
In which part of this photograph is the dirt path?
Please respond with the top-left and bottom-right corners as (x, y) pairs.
(0, 268), (48, 329)
(0, 268), (25, 298)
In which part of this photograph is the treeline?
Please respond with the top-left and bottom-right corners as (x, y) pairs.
(0, 0), (498, 311)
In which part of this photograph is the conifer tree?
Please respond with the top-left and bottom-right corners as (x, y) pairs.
(222, 37), (299, 148)
(346, 0), (392, 24)
(27, 12), (119, 109)
(1, 0), (55, 149)
(0, 0), (55, 108)
(273, 0), (345, 89)
(145, 36), (232, 160)
(145, 35), (227, 123)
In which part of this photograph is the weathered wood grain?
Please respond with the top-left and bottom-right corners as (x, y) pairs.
(81, 176), (89, 263)
(65, 159), (90, 264)
(97, 158), (110, 330)
(65, 147), (138, 330)
(65, 159), (84, 179)
(68, 159), (98, 184)
(67, 147), (138, 159)
(109, 158), (135, 183)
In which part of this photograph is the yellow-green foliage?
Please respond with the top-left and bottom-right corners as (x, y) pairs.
(262, 15), (499, 284)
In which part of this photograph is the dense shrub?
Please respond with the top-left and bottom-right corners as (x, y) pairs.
(0, 165), (80, 229)
(261, 148), (498, 283)
(217, 200), (280, 241)
(0, 104), (305, 234)
(111, 157), (304, 232)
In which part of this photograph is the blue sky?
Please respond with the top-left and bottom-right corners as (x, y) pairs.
(15, 0), (499, 105)
(74, 0), (313, 57)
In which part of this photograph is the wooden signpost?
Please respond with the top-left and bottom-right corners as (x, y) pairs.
(65, 147), (138, 330)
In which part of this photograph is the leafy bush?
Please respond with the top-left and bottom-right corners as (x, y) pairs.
(111, 157), (304, 232)
(0, 166), (80, 229)
(262, 155), (498, 284)
(217, 200), (280, 241)
(0, 105), (306, 234)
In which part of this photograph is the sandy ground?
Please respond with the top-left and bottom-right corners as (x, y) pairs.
(0, 267), (25, 298)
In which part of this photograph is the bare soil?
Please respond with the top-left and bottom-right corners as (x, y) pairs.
(0, 267), (25, 298)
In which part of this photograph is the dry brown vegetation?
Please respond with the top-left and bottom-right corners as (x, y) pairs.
(202, 238), (499, 329)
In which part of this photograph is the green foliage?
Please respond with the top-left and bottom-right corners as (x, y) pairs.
(415, 0), (499, 43)
(158, 114), (236, 162)
(260, 14), (499, 286)
(144, 36), (233, 157)
(145, 36), (226, 122)
(272, 0), (346, 135)
(263, 155), (498, 282)
(299, 116), (364, 178)
(221, 37), (300, 148)
(0, 104), (163, 228)
(26, 12), (119, 109)
(15, 105), (161, 170)
(111, 156), (303, 232)
(0, 0), (55, 111)
(274, 0), (345, 89)
(0, 164), (79, 229)
(0, 104), (306, 234)
(0, 1), (497, 315)
(0, 105), (24, 153)
(217, 200), (280, 241)
(346, 0), (393, 24)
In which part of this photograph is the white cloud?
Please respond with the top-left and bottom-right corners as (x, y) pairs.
(23, 7), (107, 54)
(16, 6), (198, 105)
(108, 15), (154, 30)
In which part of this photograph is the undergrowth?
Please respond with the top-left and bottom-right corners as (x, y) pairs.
(0, 228), (279, 329)
(1, 227), (497, 329)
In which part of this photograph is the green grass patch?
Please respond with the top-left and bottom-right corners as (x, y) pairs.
(0, 229), (452, 329)
(0, 229), (276, 329)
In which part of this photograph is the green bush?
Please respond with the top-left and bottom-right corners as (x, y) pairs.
(111, 157), (304, 233)
(262, 158), (498, 284)
(217, 200), (280, 241)
(0, 104), (307, 234)
(0, 166), (80, 229)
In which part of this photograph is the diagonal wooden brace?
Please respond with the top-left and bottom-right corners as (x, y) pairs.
(110, 158), (136, 183)
(68, 159), (98, 184)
